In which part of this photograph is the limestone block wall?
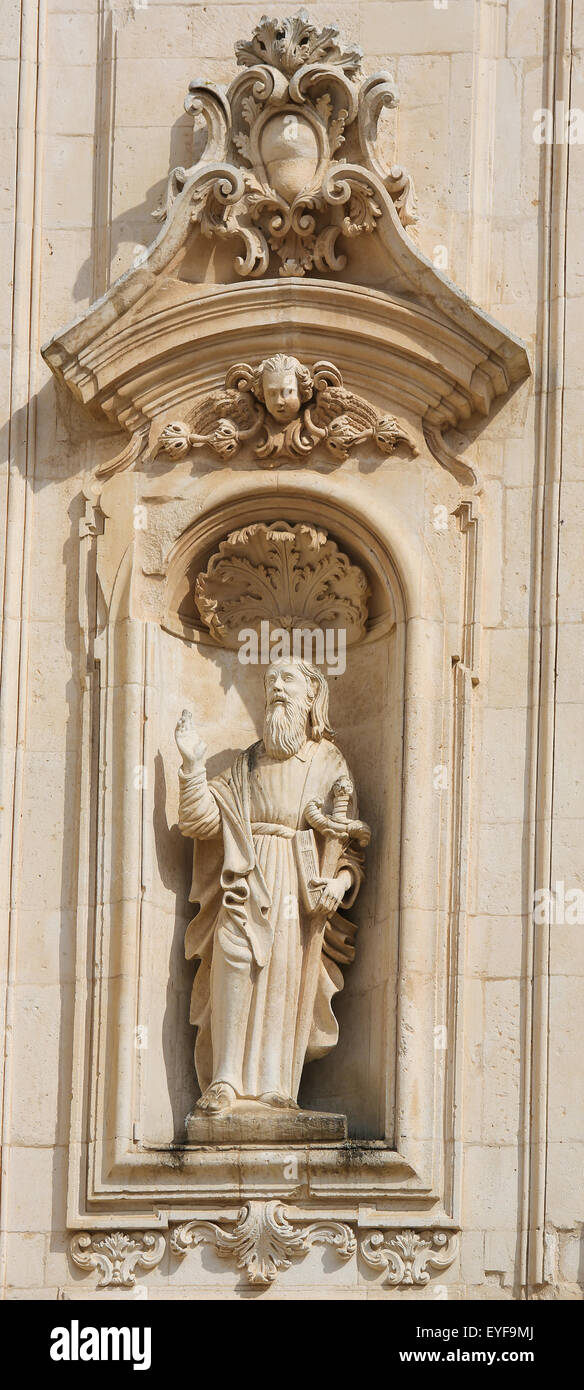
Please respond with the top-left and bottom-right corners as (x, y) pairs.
(1, 0), (582, 1300)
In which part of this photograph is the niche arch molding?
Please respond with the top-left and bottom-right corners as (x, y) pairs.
(161, 487), (405, 647)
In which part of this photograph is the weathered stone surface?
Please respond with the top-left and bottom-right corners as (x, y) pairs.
(1, 2), (582, 1306)
(186, 1104), (348, 1145)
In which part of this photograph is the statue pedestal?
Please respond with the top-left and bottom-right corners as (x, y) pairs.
(185, 1101), (347, 1145)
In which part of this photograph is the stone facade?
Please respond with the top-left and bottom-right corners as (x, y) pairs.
(1, 0), (582, 1302)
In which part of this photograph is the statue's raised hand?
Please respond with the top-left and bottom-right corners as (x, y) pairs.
(175, 709), (207, 771)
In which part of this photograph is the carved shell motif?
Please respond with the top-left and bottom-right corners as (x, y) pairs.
(194, 521), (370, 648)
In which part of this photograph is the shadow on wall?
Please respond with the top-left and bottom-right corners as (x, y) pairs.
(153, 751), (199, 1138)
(72, 111), (194, 306)
(67, 6), (192, 304)
(71, 0), (208, 307)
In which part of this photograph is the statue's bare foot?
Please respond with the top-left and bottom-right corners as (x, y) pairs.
(196, 1082), (236, 1114)
(259, 1091), (299, 1110)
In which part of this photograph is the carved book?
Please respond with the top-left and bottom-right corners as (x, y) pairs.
(294, 829), (323, 915)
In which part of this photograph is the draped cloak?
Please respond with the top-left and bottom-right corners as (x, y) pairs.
(179, 738), (363, 1097)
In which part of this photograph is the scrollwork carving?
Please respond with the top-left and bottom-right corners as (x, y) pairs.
(69, 1231), (166, 1288)
(96, 425), (149, 480)
(171, 1201), (356, 1286)
(154, 12), (416, 280)
(360, 1228), (460, 1287)
(357, 73), (417, 226)
(184, 82), (232, 165)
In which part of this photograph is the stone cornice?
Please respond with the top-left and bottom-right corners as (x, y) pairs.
(42, 274), (528, 444)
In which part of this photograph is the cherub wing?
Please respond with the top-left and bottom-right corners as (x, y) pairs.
(311, 385), (379, 432)
(187, 388), (259, 435)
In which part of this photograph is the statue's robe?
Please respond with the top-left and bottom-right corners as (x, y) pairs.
(178, 737), (363, 1101)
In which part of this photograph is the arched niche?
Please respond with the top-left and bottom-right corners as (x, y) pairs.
(89, 475), (451, 1191)
(155, 496), (404, 1142)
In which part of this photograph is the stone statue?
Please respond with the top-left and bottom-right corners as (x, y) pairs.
(175, 657), (370, 1140)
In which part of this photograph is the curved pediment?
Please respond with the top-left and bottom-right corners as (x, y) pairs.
(41, 11), (530, 486)
(42, 272), (528, 463)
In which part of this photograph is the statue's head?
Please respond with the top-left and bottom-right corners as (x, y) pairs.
(263, 657), (333, 758)
(253, 354), (313, 422)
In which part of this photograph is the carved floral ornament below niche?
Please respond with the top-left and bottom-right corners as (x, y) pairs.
(69, 1231), (166, 1289)
(193, 521), (370, 649)
(154, 9), (416, 279)
(67, 1217), (459, 1290)
(157, 355), (416, 466)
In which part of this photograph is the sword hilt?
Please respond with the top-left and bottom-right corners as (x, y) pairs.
(304, 775), (371, 849)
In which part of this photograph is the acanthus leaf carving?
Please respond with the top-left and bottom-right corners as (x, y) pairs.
(360, 1228), (460, 1287)
(157, 354), (416, 467)
(193, 520), (370, 649)
(234, 11), (363, 80)
(171, 1201), (357, 1287)
(69, 1231), (166, 1288)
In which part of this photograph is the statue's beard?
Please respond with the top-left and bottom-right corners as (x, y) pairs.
(263, 697), (310, 760)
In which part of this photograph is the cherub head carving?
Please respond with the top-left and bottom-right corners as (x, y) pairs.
(251, 354), (314, 423)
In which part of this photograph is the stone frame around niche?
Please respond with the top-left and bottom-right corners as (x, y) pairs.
(65, 467), (478, 1251)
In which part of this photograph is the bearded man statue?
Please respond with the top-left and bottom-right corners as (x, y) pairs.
(175, 657), (368, 1137)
